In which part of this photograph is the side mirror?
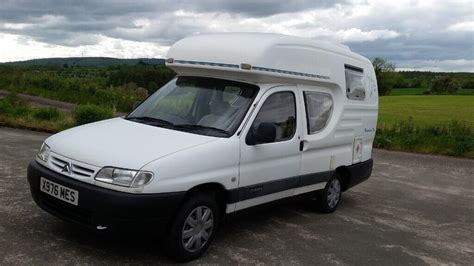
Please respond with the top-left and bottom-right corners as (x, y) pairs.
(132, 101), (141, 110)
(246, 122), (276, 145)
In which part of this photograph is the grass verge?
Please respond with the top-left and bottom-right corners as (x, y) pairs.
(375, 119), (473, 158)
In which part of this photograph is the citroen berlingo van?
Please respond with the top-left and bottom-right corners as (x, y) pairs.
(28, 33), (378, 261)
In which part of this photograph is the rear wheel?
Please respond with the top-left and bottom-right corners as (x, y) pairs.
(164, 193), (218, 261)
(314, 174), (342, 213)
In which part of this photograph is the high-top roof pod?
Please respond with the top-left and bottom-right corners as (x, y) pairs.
(27, 33), (378, 262)
(166, 33), (376, 96)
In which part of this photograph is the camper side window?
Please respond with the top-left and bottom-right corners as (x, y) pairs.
(249, 91), (297, 143)
(345, 65), (366, 101)
(304, 91), (333, 134)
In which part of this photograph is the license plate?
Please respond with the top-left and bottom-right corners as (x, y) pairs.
(40, 177), (79, 206)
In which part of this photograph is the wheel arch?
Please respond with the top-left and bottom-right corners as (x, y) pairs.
(185, 182), (229, 219)
(335, 166), (351, 191)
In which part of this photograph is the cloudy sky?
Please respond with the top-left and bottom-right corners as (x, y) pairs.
(0, 0), (472, 71)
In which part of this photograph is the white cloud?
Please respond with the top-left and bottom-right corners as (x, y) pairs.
(0, 33), (168, 62)
(397, 59), (474, 72)
(336, 28), (400, 42)
(447, 21), (474, 32)
(0, 0), (472, 71)
(2, 23), (30, 30)
(166, 9), (400, 43)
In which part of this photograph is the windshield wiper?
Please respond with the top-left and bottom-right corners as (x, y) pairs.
(174, 124), (231, 137)
(126, 116), (174, 127)
(126, 117), (230, 136)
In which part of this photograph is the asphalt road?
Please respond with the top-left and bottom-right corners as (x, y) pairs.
(0, 126), (473, 265)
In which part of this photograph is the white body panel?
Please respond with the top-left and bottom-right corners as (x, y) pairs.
(140, 138), (240, 194)
(46, 118), (217, 170)
(40, 33), (378, 213)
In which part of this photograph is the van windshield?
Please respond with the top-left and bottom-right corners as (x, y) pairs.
(126, 76), (259, 137)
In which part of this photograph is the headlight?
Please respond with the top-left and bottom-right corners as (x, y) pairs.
(95, 167), (154, 188)
(37, 143), (50, 162)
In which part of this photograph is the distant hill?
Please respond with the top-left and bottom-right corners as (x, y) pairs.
(2, 57), (166, 67)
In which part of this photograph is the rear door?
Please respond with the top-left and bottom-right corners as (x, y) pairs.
(236, 86), (303, 211)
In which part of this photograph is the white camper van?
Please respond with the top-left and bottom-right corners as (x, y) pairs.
(28, 33), (378, 261)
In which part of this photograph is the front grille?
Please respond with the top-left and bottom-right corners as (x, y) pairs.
(39, 193), (93, 225)
(50, 156), (96, 178)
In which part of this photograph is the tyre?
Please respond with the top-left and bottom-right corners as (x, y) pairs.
(164, 192), (219, 261)
(314, 174), (342, 213)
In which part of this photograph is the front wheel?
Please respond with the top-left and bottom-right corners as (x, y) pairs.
(164, 193), (218, 261)
(314, 174), (342, 213)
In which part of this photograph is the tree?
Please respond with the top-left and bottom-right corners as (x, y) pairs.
(430, 76), (461, 94)
(372, 58), (399, 96)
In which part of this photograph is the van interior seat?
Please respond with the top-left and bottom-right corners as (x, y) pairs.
(198, 101), (231, 128)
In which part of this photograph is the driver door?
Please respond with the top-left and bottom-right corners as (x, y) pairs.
(236, 86), (303, 211)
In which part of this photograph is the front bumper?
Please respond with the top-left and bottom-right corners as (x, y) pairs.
(27, 161), (185, 234)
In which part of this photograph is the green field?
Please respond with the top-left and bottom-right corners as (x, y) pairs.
(390, 88), (427, 95)
(378, 95), (474, 127)
(376, 95), (473, 158)
(390, 88), (474, 96)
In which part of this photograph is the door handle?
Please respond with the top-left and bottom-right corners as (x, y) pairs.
(299, 140), (309, 151)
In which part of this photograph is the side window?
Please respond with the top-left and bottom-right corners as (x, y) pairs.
(248, 91), (296, 143)
(304, 91), (333, 134)
(345, 65), (366, 101)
